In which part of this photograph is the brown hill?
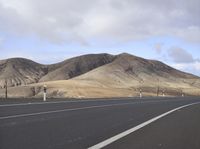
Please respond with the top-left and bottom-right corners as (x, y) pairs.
(76, 53), (199, 83)
(72, 53), (200, 97)
(0, 53), (199, 98)
(39, 53), (114, 82)
(0, 58), (47, 88)
(0, 54), (114, 88)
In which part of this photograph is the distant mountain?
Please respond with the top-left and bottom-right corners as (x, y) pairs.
(74, 53), (200, 96)
(76, 53), (198, 81)
(0, 58), (47, 88)
(0, 54), (114, 88)
(39, 53), (114, 82)
(0, 53), (199, 98)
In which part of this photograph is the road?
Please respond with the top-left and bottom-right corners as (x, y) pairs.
(0, 97), (200, 149)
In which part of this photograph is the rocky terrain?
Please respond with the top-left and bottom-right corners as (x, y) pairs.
(0, 54), (114, 88)
(0, 53), (200, 98)
(0, 58), (47, 88)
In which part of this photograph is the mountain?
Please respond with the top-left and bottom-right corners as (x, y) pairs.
(0, 53), (199, 98)
(0, 58), (47, 88)
(0, 54), (114, 88)
(39, 53), (114, 82)
(72, 53), (200, 96)
(76, 53), (199, 84)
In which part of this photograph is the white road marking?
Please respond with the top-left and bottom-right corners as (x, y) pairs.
(0, 99), (186, 120)
(0, 100), (95, 107)
(0, 102), (150, 120)
(0, 96), (182, 107)
(0, 98), (184, 107)
(88, 102), (200, 149)
(0, 98), (135, 107)
(0, 98), (194, 120)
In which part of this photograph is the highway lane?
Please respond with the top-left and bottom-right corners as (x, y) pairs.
(0, 97), (199, 149)
(105, 102), (200, 149)
(0, 97), (196, 118)
(0, 98), (172, 118)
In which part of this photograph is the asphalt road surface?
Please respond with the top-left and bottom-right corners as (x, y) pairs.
(0, 97), (200, 149)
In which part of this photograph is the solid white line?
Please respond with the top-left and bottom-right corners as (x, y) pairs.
(0, 99), (184, 120)
(0, 100), (95, 107)
(0, 98), (185, 107)
(0, 102), (143, 120)
(0, 99), (196, 120)
(88, 101), (200, 149)
(0, 98), (135, 107)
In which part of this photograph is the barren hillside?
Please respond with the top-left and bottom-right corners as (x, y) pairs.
(39, 53), (114, 82)
(0, 54), (114, 88)
(0, 58), (47, 88)
(0, 53), (199, 98)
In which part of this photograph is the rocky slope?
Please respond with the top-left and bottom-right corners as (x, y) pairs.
(39, 53), (115, 82)
(0, 53), (199, 98)
(0, 54), (114, 88)
(0, 58), (47, 88)
(73, 53), (200, 97)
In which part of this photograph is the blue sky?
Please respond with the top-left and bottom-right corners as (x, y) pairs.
(0, 0), (200, 76)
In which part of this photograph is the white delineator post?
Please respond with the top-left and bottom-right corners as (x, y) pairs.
(43, 85), (47, 101)
(140, 89), (142, 98)
(181, 90), (184, 97)
(162, 90), (165, 97)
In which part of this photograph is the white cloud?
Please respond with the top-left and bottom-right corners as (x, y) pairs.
(0, 0), (199, 44)
(167, 47), (200, 76)
(172, 63), (188, 70)
(194, 61), (200, 71)
(172, 61), (200, 76)
(168, 47), (194, 63)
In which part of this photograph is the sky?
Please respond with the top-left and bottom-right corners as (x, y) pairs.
(0, 0), (200, 76)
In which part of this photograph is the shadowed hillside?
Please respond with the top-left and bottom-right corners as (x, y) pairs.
(72, 53), (200, 97)
(39, 53), (115, 82)
(0, 58), (47, 88)
(0, 54), (114, 88)
(76, 53), (199, 84)
(0, 53), (199, 98)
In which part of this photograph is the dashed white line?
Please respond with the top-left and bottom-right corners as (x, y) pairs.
(88, 101), (200, 149)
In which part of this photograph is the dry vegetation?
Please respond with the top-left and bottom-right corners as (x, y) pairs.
(0, 53), (200, 98)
